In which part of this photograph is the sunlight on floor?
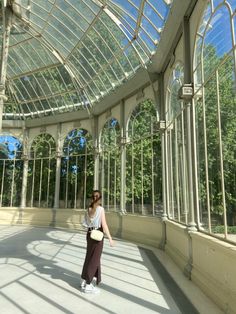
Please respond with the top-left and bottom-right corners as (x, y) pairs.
(0, 226), (181, 314)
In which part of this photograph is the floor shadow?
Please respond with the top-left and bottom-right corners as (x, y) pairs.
(0, 226), (81, 290)
(0, 225), (198, 314)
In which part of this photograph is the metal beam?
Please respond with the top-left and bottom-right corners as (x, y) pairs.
(148, 0), (198, 73)
(0, 3), (12, 132)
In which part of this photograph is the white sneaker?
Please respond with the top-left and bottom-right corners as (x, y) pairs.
(84, 283), (100, 294)
(91, 277), (97, 286)
(80, 279), (86, 290)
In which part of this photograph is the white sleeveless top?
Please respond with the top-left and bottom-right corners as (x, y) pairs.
(82, 206), (103, 229)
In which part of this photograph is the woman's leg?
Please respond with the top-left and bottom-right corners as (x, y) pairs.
(81, 234), (104, 292)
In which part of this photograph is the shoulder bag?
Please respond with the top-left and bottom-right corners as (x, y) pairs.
(90, 229), (104, 241)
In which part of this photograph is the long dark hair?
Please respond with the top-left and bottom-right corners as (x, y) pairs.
(89, 190), (102, 209)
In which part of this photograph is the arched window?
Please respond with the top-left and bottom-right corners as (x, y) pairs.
(61, 129), (94, 209)
(126, 99), (161, 215)
(27, 134), (56, 208)
(193, 1), (236, 239)
(100, 118), (121, 211)
(0, 135), (22, 207)
(166, 63), (184, 123)
(166, 64), (189, 224)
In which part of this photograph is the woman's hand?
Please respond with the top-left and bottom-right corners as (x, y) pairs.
(109, 238), (115, 247)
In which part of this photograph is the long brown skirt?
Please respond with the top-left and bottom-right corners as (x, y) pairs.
(81, 230), (104, 285)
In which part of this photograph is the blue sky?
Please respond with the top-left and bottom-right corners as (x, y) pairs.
(204, 5), (233, 57)
(0, 136), (22, 159)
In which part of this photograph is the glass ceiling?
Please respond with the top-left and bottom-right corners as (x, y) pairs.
(0, 0), (172, 120)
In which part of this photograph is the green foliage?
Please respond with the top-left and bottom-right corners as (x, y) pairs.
(60, 129), (94, 208)
(100, 119), (121, 207)
(31, 133), (56, 158)
(27, 134), (56, 207)
(68, 10), (141, 102)
(101, 119), (121, 149)
(126, 99), (162, 210)
(0, 143), (9, 159)
(0, 159), (23, 206)
(197, 47), (236, 224)
(0, 136), (23, 206)
(63, 129), (93, 156)
(212, 225), (236, 234)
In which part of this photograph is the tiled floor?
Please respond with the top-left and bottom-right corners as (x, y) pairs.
(0, 225), (223, 314)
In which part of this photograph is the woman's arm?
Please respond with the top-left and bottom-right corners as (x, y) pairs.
(82, 209), (89, 228)
(101, 208), (115, 246)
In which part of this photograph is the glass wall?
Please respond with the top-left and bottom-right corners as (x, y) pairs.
(126, 99), (162, 216)
(60, 128), (94, 209)
(27, 133), (56, 207)
(193, 0), (236, 240)
(100, 118), (121, 211)
(0, 135), (22, 207)
(0, 0), (235, 241)
(165, 64), (190, 223)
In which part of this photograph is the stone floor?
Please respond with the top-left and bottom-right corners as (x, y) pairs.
(0, 225), (223, 314)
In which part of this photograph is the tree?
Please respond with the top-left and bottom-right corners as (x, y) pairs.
(197, 47), (236, 226)
(61, 129), (94, 209)
(27, 133), (56, 207)
(0, 137), (23, 206)
(100, 119), (121, 209)
(126, 99), (162, 215)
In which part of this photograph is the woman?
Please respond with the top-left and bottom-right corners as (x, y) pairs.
(81, 190), (114, 294)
